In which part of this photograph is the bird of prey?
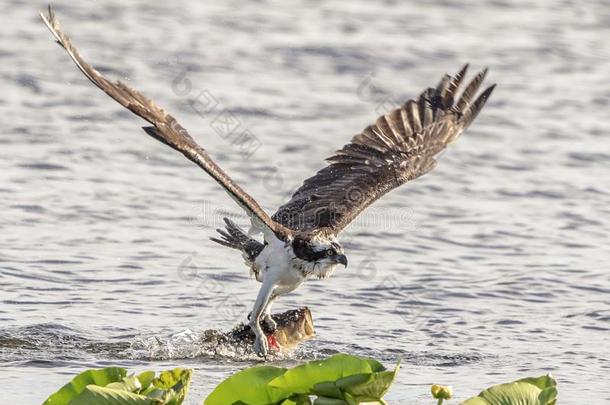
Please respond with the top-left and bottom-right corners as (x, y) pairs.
(41, 7), (494, 357)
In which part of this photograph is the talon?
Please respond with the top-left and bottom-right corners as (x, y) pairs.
(262, 315), (278, 334)
(253, 334), (269, 357)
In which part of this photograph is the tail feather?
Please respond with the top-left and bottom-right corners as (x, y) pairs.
(210, 218), (265, 262)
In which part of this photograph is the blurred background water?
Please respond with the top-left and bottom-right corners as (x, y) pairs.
(1, 0), (609, 403)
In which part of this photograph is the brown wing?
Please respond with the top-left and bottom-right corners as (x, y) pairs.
(272, 65), (495, 233)
(40, 6), (290, 241)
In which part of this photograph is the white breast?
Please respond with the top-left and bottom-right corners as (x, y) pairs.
(253, 235), (306, 295)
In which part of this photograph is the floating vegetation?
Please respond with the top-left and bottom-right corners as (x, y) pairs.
(41, 355), (557, 405)
(42, 367), (192, 405)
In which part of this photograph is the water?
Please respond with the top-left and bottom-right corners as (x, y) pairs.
(1, 0), (609, 403)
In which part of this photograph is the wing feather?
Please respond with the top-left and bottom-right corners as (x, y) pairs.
(454, 68), (488, 113)
(41, 7), (289, 241)
(272, 65), (495, 233)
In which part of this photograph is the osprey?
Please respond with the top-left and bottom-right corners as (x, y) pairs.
(42, 7), (495, 357)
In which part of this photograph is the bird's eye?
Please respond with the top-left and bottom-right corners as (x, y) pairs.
(326, 250), (334, 257)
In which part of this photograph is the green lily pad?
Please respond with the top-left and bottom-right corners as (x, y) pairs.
(43, 367), (127, 405)
(269, 354), (386, 395)
(312, 381), (346, 399)
(43, 367), (192, 405)
(311, 397), (349, 405)
(66, 385), (152, 405)
(205, 365), (288, 405)
(105, 375), (143, 393)
(137, 371), (156, 394)
(280, 394), (314, 405)
(313, 360), (400, 404)
(461, 374), (558, 405)
(342, 367), (399, 402)
(152, 368), (192, 405)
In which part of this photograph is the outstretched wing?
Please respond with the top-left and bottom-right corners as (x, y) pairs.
(272, 65), (495, 233)
(41, 7), (290, 241)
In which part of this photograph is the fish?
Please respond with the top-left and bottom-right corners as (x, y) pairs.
(199, 307), (315, 355)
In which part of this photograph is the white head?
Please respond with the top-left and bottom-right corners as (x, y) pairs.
(291, 231), (348, 279)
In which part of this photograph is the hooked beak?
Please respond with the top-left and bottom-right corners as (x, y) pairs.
(333, 254), (348, 268)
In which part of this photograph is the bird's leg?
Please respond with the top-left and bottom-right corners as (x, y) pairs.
(246, 296), (277, 333)
(250, 277), (276, 357)
(262, 295), (277, 333)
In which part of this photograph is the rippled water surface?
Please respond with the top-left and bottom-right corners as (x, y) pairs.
(2, 0), (609, 403)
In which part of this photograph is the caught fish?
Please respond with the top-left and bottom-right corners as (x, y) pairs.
(200, 307), (315, 355)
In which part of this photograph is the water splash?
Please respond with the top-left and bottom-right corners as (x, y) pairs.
(124, 328), (262, 361)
